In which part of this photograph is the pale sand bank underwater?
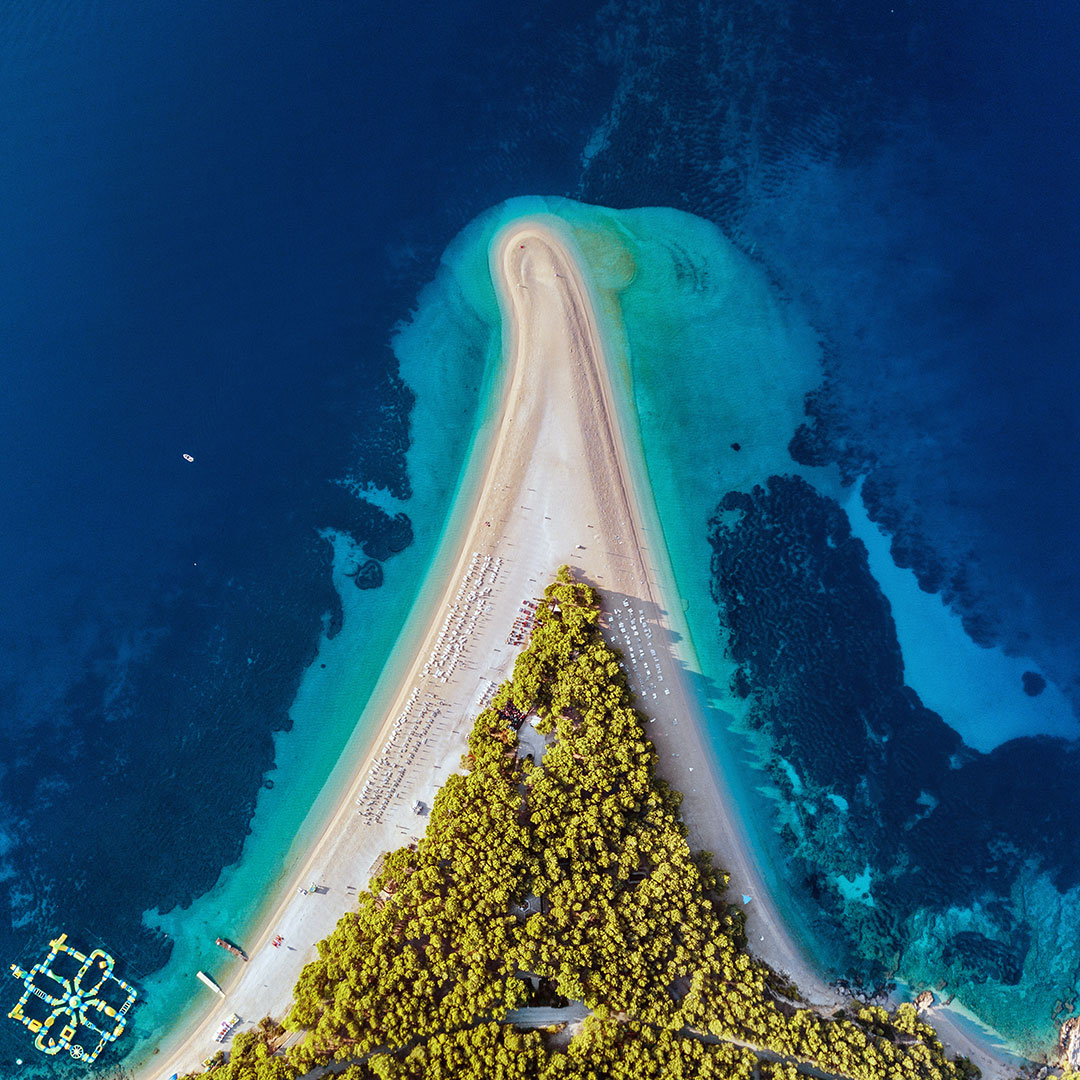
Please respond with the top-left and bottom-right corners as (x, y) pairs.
(128, 199), (1038, 1078)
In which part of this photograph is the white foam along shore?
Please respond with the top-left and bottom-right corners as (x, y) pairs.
(137, 215), (1022, 1080)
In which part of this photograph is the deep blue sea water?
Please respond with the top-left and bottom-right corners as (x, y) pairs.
(1, 0), (1078, 1071)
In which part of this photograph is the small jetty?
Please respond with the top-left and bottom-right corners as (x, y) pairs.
(215, 937), (248, 962)
(196, 971), (226, 998)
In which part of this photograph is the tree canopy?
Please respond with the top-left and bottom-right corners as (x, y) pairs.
(183, 566), (975, 1080)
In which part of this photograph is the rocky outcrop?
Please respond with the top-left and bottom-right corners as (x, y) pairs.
(914, 990), (934, 1012)
(1058, 1015), (1080, 1070)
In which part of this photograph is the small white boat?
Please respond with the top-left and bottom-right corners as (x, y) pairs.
(182, 453), (195, 463)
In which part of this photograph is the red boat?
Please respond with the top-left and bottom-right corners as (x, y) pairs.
(215, 937), (248, 961)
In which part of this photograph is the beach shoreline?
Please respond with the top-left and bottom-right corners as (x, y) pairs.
(134, 215), (1023, 1080)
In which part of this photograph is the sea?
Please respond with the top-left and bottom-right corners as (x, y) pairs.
(1, 0), (1077, 1073)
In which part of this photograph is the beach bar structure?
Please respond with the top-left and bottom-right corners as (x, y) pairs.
(7, 932), (137, 1064)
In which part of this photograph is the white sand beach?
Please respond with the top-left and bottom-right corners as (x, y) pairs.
(138, 219), (1016, 1080)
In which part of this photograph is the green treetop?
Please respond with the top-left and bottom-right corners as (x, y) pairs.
(184, 567), (976, 1080)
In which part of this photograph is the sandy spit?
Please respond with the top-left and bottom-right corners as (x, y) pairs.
(138, 220), (1018, 1080)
